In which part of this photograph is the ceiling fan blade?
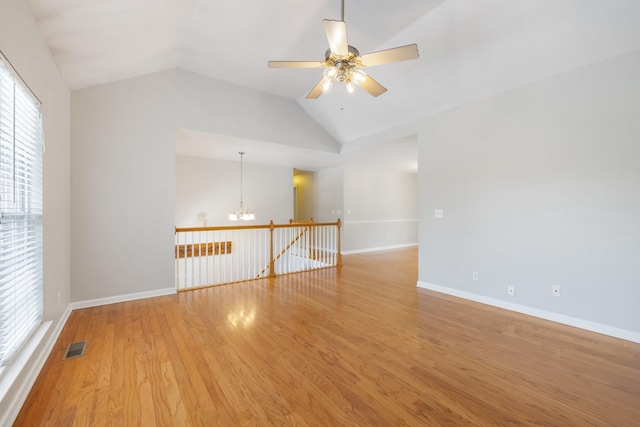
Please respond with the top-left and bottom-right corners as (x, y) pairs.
(358, 75), (387, 97)
(268, 61), (325, 69)
(305, 78), (326, 99)
(323, 19), (348, 57)
(360, 44), (419, 67)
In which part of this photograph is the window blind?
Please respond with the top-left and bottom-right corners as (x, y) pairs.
(0, 53), (43, 369)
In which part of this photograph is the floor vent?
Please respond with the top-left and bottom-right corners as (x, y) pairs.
(63, 341), (87, 360)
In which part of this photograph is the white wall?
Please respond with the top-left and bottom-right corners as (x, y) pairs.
(295, 166), (418, 253)
(176, 156), (293, 226)
(294, 171), (316, 221)
(0, 0), (71, 423)
(71, 69), (338, 302)
(314, 168), (344, 223)
(418, 49), (640, 338)
(293, 168), (344, 223)
(343, 167), (418, 253)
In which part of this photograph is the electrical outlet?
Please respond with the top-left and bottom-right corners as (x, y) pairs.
(507, 286), (515, 296)
(552, 285), (561, 297)
(472, 271), (479, 281)
(434, 209), (443, 219)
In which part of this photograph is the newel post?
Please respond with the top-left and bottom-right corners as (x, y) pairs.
(309, 217), (315, 260)
(269, 220), (276, 278)
(336, 218), (342, 267)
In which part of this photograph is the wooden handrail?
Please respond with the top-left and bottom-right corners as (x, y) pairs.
(175, 224), (269, 233)
(290, 217), (314, 225)
(175, 219), (337, 234)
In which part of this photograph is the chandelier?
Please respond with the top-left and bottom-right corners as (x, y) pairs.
(228, 152), (255, 221)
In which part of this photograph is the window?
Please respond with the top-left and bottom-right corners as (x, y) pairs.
(0, 53), (43, 373)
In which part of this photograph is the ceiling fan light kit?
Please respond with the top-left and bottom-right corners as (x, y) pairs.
(268, 0), (419, 99)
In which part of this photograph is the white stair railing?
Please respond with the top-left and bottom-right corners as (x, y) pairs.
(175, 219), (341, 291)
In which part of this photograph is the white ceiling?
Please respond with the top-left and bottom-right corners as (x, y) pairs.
(27, 0), (640, 171)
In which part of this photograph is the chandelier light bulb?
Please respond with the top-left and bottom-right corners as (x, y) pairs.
(351, 69), (367, 84)
(323, 66), (338, 80)
(345, 81), (355, 94)
(322, 78), (333, 93)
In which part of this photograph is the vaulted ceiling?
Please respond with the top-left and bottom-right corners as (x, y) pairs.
(26, 0), (640, 170)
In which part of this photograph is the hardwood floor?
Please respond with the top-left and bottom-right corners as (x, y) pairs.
(16, 247), (640, 426)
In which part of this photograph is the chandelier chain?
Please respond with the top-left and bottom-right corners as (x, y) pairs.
(228, 151), (254, 221)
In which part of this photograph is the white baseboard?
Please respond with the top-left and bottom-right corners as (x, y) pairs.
(343, 242), (418, 255)
(1, 305), (72, 427)
(417, 281), (640, 344)
(71, 287), (176, 310)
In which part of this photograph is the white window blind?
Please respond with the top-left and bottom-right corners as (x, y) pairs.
(0, 53), (43, 370)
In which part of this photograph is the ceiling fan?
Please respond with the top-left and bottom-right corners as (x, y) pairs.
(267, 0), (419, 99)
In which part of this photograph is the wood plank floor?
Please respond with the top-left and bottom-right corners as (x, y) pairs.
(16, 247), (640, 426)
